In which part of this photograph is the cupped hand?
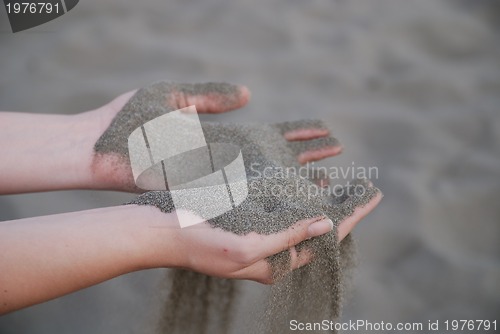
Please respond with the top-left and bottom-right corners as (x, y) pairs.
(153, 192), (381, 285)
(86, 82), (344, 192)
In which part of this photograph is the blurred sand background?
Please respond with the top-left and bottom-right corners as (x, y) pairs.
(1, 0), (499, 333)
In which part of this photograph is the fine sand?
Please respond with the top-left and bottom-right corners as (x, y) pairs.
(0, 0), (499, 333)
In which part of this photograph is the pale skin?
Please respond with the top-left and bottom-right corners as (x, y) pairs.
(0, 83), (382, 315)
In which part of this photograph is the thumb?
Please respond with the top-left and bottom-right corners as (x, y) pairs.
(258, 216), (334, 259)
(167, 82), (251, 114)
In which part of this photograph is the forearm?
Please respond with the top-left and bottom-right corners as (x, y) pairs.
(0, 204), (178, 314)
(0, 111), (105, 194)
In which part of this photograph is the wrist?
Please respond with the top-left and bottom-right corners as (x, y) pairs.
(66, 112), (106, 189)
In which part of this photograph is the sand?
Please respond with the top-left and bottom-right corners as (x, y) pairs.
(96, 82), (380, 333)
(130, 154), (378, 334)
(1, 1), (499, 333)
(96, 83), (380, 333)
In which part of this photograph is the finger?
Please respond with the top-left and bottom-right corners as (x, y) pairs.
(297, 146), (343, 164)
(234, 258), (273, 284)
(235, 247), (313, 284)
(290, 247), (314, 270)
(167, 82), (251, 113)
(284, 128), (330, 141)
(274, 120), (330, 140)
(286, 137), (342, 164)
(255, 216), (334, 259)
(337, 192), (383, 241)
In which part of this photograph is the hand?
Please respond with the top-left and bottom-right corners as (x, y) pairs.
(0, 82), (248, 194)
(145, 190), (382, 285)
(0, 81), (347, 194)
(0, 193), (380, 314)
(87, 82), (345, 193)
(87, 82), (251, 192)
(0, 81), (382, 314)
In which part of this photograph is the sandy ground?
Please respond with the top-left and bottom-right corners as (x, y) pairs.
(1, 0), (499, 333)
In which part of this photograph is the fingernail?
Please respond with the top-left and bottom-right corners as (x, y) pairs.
(308, 219), (334, 238)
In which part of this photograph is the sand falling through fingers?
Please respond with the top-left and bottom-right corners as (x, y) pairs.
(94, 82), (381, 334)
